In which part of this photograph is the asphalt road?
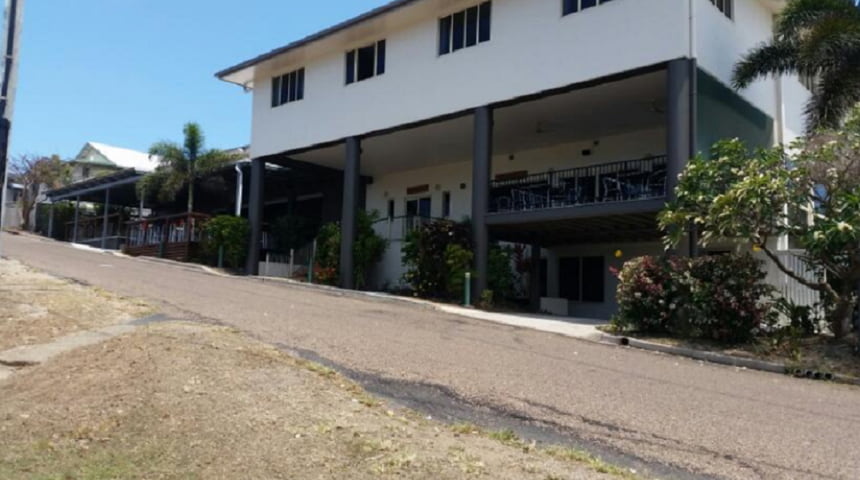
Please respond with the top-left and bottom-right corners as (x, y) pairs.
(3, 233), (859, 480)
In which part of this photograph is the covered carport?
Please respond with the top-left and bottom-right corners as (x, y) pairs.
(45, 169), (146, 249)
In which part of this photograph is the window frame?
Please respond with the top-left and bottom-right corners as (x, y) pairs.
(708, 0), (733, 20)
(270, 68), (305, 108)
(345, 40), (386, 85)
(562, 0), (614, 17)
(438, 1), (492, 56)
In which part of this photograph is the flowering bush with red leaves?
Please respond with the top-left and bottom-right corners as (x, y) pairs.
(613, 254), (775, 343)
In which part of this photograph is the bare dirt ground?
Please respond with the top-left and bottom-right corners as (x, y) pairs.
(0, 258), (625, 479)
(0, 258), (152, 351)
(0, 322), (626, 480)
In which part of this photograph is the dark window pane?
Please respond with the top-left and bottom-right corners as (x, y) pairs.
(442, 192), (451, 217)
(346, 51), (355, 84)
(271, 76), (281, 107)
(296, 68), (305, 100)
(478, 2), (491, 42)
(357, 44), (376, 81)
(559, 257), (581, 302)
(288, 71), (298, 102)
(563, 0), (578, 15)
(582, 0), (597, 8)
(581, 256), (605, 302)
(439, 16), (451, 54)
(465, 6), (478, 47)
(280, 74), (290, 104)
(376, 40), (386, 75)
(452, 11), (465, 51)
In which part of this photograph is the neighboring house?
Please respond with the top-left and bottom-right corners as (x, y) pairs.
(69, 142), (157, 183)
(217, 0), (810, 318)
(2, 182), (24, 229)
(44, 142), (157, 249)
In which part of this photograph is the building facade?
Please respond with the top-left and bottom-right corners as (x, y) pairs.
(218, 0), (810, 318)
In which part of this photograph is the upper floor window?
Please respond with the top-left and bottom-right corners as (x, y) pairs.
(271, 68), (305, 107)
(439, 2), (491, 56)
(346, 40), (386, 85)
(708, 0), (733, 20)
(563, 0), (613, 16)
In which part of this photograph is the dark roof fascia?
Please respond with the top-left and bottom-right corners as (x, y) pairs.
(215, 0), (422, 82)
(47, 169), (143, 201)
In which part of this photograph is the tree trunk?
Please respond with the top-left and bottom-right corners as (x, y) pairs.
(830, 290), (857, 339)
(187, 180), (194, 214)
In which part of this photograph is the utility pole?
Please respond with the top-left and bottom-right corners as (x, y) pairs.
(0, 0), (24, 255)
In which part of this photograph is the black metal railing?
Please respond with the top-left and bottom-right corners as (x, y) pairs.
(372, 215), (443, 241)
(489, 155), (668, 213)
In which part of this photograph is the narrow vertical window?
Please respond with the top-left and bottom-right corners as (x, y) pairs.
(478, 2), (491, 43)
(288, 71), (298, 102)
(296, 68), (305, 100)
(439, 16), (452, 55)
(465, 6), (479, 47)
(442, 192), (451, 218)
(271, 76), (281, 107)
(452, 11), (465, 51)
(376, 40), (386, 76)
(345, 50), (356, 84)
(387, 199), (395, 220)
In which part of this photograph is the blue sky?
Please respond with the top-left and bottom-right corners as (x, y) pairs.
(10, 0), (390, 159)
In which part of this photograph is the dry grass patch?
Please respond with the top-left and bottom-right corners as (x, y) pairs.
(0, 322), (628, 479)
(0, 258), (152, 351)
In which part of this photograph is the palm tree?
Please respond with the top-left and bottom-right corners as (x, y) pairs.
(139, 123), (241, 213)
(733, 0), (860, 131)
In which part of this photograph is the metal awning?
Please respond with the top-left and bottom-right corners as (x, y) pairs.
(47, 168), (144, 204)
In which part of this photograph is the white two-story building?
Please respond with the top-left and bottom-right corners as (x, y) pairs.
(217, 0), (809, 318)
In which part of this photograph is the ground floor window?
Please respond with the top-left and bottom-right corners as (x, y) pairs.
(558, 255), (604, 302)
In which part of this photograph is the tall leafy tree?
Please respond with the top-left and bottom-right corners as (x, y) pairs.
(660, 105), (860, 339)
(138, 123), (241, 213)
(733, 0), (860, 131)
(9, 154), (70, 231)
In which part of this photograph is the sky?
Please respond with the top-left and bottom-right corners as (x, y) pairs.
(9, 0), (391, 159)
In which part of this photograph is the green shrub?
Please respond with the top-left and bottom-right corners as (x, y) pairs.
(202, 215), (249, 269)
(613, 253), (774, 343)
(488, 246), (516, 301)
(402, 219), (472, 298)
(444, 244), (474, 299)
(313, 210), (387, 289)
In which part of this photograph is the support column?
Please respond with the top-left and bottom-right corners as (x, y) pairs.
(72, 196), (81, 243)
(47, 203), (54, 239)
(340, 137), (361, 290)
(529, 243), (542, 313)
(245, 158), (265, 275)
(667, 58), (698, 256)
(101, 189), (111, 249)
(472, 106), (493, 301)
(546, 250), (560, 298)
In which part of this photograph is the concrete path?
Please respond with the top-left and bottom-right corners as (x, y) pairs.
(0, 324), (137, 367)
(4, 232), (860, 480)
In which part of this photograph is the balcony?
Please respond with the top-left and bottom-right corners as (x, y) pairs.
(489, 155), (668, 214)
(125, 213), (209, 262)
(373, 215), (443, 242)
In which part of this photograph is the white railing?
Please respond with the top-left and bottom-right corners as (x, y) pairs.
(259, 241), (316, 279)
(764, 250), (822, 309)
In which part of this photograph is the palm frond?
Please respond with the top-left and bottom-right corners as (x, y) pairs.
(776, 0), (860, 40)
(183, 123), (204, 161)
(148, 141), (188, 173)
(732, 41), (801, 89)
(798, 16), (860, 72)
(804, 65), (860, 130)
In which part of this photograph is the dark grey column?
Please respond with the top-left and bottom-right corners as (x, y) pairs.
(72, 196), (81, 243)
(529, 243), (542, 313)
(100, 189), (111, 249)
(47, 203), (54, 238)
(340, 137), (361, 290)
(245, 158), (265, 275)
(667, 58), (697, 256)
(472, 106), (493, 300)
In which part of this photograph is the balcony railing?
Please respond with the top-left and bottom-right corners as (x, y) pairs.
(373, 215), (442, 241)
(124, 213), (210, 262)
(489, 155), (668, 213)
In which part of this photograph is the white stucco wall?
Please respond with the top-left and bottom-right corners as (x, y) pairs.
(250, 0), (688, 158)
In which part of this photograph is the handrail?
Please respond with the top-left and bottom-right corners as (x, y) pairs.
(126, 212), (210, 226)
(490, 155), (668, 213)
(125, 212), (210, 248)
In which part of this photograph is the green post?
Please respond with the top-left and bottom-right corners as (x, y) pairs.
(217, 245), (224, 269)
(465, 272), (472, 306)
(308, 239), (317, 284)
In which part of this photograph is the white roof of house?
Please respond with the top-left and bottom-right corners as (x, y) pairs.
(88, 142), (158, 172)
